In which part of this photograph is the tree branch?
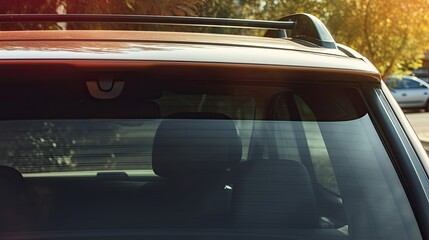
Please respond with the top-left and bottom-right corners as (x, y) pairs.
(363, 0), (375, 59)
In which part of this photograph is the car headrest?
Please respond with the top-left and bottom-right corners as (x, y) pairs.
(0, 166), (24, 186)
(152, 112), (242, 179)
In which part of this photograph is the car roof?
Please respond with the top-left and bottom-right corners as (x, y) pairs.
(0, 30), (379, 77)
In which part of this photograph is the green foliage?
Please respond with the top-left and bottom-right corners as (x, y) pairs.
(0, 0), (57, 30)
(326, 0), (429, 78)
(1, 120), (124, 173)
(3, 121), (77, 172)
(197, 0), (429, 78)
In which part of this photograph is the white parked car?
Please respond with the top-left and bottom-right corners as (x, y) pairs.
(386, 75), (429, 111)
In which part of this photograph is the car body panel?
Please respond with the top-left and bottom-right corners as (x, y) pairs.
(0, 31), (379, 74)
(0, 60), (381, 84)
(391, 88), (429, 108)
(0, 30), (347, 55)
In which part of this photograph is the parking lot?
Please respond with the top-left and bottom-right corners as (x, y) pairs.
(405, 112), (429, 153)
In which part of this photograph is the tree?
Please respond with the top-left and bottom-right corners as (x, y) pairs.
(210, 0), (429, 78)
(0, 0), (58, 30)
(327, 0), (429, 78)
(0, 0), (205, 30)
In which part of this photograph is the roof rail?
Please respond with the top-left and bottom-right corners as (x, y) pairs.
(0, 14), (294, 30)
(265, 13), (337, 49)
(0, 13), (336, 49)
(336, 43), (364, 58)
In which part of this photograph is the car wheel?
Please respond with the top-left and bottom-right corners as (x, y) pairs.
(426, 101), (429, 112)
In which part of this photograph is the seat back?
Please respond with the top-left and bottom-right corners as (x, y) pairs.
(148, 112), (242, 226)
(0, 166), (32, 232)
(231, 160), (319, 228)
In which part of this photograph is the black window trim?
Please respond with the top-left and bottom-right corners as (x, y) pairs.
(362, 82), (429, 239)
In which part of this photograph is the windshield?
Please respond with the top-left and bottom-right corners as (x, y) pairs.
(0, 80), (421, 240)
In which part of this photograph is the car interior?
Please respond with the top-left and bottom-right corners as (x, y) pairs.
(0, 68), (420, 240)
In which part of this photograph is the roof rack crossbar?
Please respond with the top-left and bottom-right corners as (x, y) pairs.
(0, 13), (337, 49)
(0, 14), (295, 30)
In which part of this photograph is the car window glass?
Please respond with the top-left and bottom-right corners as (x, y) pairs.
(405, 79), (426, 89)
(0, 83), (421, 240)
(386, 78), (405, 89)
(295, 96), (340, 194)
